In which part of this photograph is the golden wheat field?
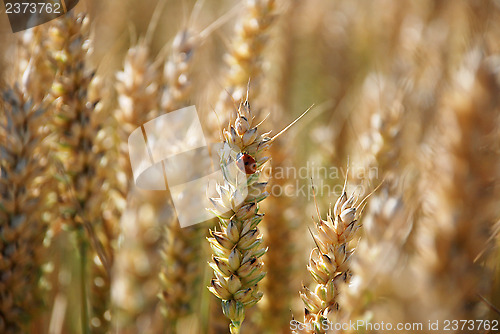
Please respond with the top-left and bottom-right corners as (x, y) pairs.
(1, 0), (500, 333)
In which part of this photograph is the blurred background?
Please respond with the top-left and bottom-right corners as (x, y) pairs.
(0, 0), (499, 333)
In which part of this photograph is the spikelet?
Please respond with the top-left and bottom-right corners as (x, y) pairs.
(160, 29), (196, 113)
(295, 181), (364, 334)
(115, 39), (159, 173)
(0, 85), (49, 333)
(258, 138), (295, 334)
(207, 99), (271, 334)
(47, 12), (117, 333)
(17, 27), (53, 104)
(416, 50), (500, 322)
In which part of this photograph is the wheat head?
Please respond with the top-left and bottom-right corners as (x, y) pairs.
(47, 12), (118, 333)
(296, 181), (364, 334)
(158, 28), (203, 332)
(416, 50), (500, 322)
(0, 85), (49, 333)
(209, 0), (277, 133)
(207, 99), (271, 334)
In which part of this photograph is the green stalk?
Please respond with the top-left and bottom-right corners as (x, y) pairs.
(166, 318), (177, 334)
(78, 229), (89, 334)
(230, 322), (241, 334)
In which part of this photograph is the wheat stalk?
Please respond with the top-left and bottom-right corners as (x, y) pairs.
(207, 98), (272, 334)
(0, 24), (56, 334)
(112, 29), (201, 332)
(258, 138), (295, 333)
(156, 9), (254, 325)
(295, 180), (364, 334)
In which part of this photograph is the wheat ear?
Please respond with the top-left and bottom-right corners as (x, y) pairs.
(160, 29), (196, 113)
(211, 0), (276, 131)
(47, 12), (118, 333)
(416, 51), (500, 321)
(112, 39), (164, 332)
(207, 99), (271, 334)
(159, 221), (200, 332)
(0, 85), (49, 334)
(296, 180), (364, 334)
(157, 28), (202, 331)
(341, 73), (412, 323)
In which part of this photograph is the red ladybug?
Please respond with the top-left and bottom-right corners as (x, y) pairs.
(236, 152), (257, 174)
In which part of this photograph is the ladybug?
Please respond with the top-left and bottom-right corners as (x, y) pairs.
(236, 152), (257, 174)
